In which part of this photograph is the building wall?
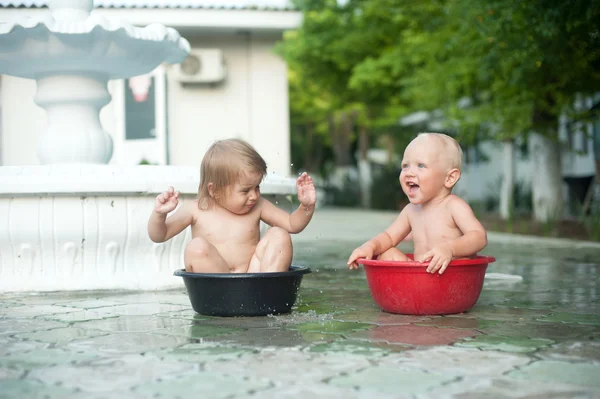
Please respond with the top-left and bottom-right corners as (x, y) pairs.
(560, 110), (597, 178)
(457, 141), (533, 202)
(457, 133), (595, 203)
(167, 32), (291, 176)
(0, 32), (292, 177)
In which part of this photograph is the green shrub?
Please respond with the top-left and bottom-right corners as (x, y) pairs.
(579, 199), (600, 241)
(325, 175), (361, 208)
(370, 165), (407, 210)
(514, 181), (533, 213)
(483, 178), (532, 215)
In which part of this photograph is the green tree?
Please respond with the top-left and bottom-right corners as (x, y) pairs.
(349, 0), (600, 221)
(282, 0), (599, 218)
(280, 0), (437, 206)
(287, 67), (332, 174)
(450, 0), (600, 222)
(279, 3), (356, 172)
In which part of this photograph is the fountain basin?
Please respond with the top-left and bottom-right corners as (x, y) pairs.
(0, 164), (296, 292)
(174, 265), (311, 317)
(357, 255), (496, 315)
(0, 10), (189, 79)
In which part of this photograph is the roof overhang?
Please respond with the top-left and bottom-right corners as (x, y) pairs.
(0, 7), (302, 32)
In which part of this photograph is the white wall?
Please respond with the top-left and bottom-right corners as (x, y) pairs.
(248, 34), (291, 177)
(457, 134), (595, 202)
(167, 32), (291, 177)
(457, 141), (533, 202)
(559, 111), (596, 178)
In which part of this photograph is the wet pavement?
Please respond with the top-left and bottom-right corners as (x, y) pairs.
(1, 208), (599, 398)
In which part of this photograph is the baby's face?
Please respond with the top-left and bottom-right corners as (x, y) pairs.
(219, 171), (263, 215)
(399, 137), (451, 204)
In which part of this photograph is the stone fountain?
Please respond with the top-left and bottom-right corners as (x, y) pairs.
(0, 0), (295, 292)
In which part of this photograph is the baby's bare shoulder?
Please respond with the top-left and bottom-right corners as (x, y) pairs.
(181, 199), (200, 212)
(397, 203), (417, 223)
(184, 200), (205, 223)
(445, 194), (470, 209)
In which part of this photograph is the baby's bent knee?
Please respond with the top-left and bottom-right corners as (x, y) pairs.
(266, 227), (292, 244)
(378, 248), (409, 262)
(185, 237), (211, 257)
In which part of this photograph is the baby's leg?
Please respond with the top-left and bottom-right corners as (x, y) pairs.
(378, 247), (410, 262)
(184, 237), (230, 273)
(247, 227), (293, 273)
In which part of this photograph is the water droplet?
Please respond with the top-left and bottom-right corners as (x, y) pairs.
(290, 163), (294, 167)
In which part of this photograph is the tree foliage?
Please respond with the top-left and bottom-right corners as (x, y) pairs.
(279, 0), (600, 215)
(283, 0), (600, 136)
(348, 0), (600, 140)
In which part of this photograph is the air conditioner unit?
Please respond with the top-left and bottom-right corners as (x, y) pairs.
(176, 49), (226, 84)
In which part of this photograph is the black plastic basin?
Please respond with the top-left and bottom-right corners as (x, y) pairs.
(174, 265), (311, 317)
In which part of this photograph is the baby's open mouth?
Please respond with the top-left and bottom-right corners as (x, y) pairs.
(407, 182), (419, 193)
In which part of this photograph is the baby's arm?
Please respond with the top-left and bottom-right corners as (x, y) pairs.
(260, 200), (314, 233)
(147, 187), (194, 243)
(347, 207), (411, 269)
(447, 197), (488, 257)
(260, 172), (316, 233)
(423, 196), (488, 274)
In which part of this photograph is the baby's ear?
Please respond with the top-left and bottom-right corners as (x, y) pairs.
(207, 182), (215, 198)
(444, 168), (461, 189)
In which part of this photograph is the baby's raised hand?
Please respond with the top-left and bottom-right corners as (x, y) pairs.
(155, 186), (180, 215)
(296, 172), (316, 207)
(347, 245), (374, 270)
(421, 243), (453, 274)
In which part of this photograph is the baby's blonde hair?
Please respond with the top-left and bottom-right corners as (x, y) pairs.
(197, 138), (267, 209)
(416, 132), (463, 172)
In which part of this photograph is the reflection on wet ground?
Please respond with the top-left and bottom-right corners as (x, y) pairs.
(1, 209), (599, 398)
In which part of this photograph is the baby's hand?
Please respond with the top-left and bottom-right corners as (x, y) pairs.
(155, 186), (180, 215)
(421, 243), (453, 274)
(296, 172), (316, 207)
(347, 245), (374, 270)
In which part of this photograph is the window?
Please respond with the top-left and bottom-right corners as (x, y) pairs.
(566, 119), (590, 155)
(125, 75), (156, 140)
(463, 140), (488, 164)
(580, 125), (589, 155)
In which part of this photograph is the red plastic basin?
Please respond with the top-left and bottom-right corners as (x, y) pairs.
(357, 255), (496, 315)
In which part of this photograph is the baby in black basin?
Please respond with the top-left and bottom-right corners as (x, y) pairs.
(148, 138), (317, 274)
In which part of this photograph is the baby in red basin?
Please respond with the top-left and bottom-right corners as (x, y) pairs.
(347, 133), (494, 314)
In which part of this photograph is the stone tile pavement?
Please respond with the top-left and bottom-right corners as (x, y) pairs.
(1, 208), (599, 398)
